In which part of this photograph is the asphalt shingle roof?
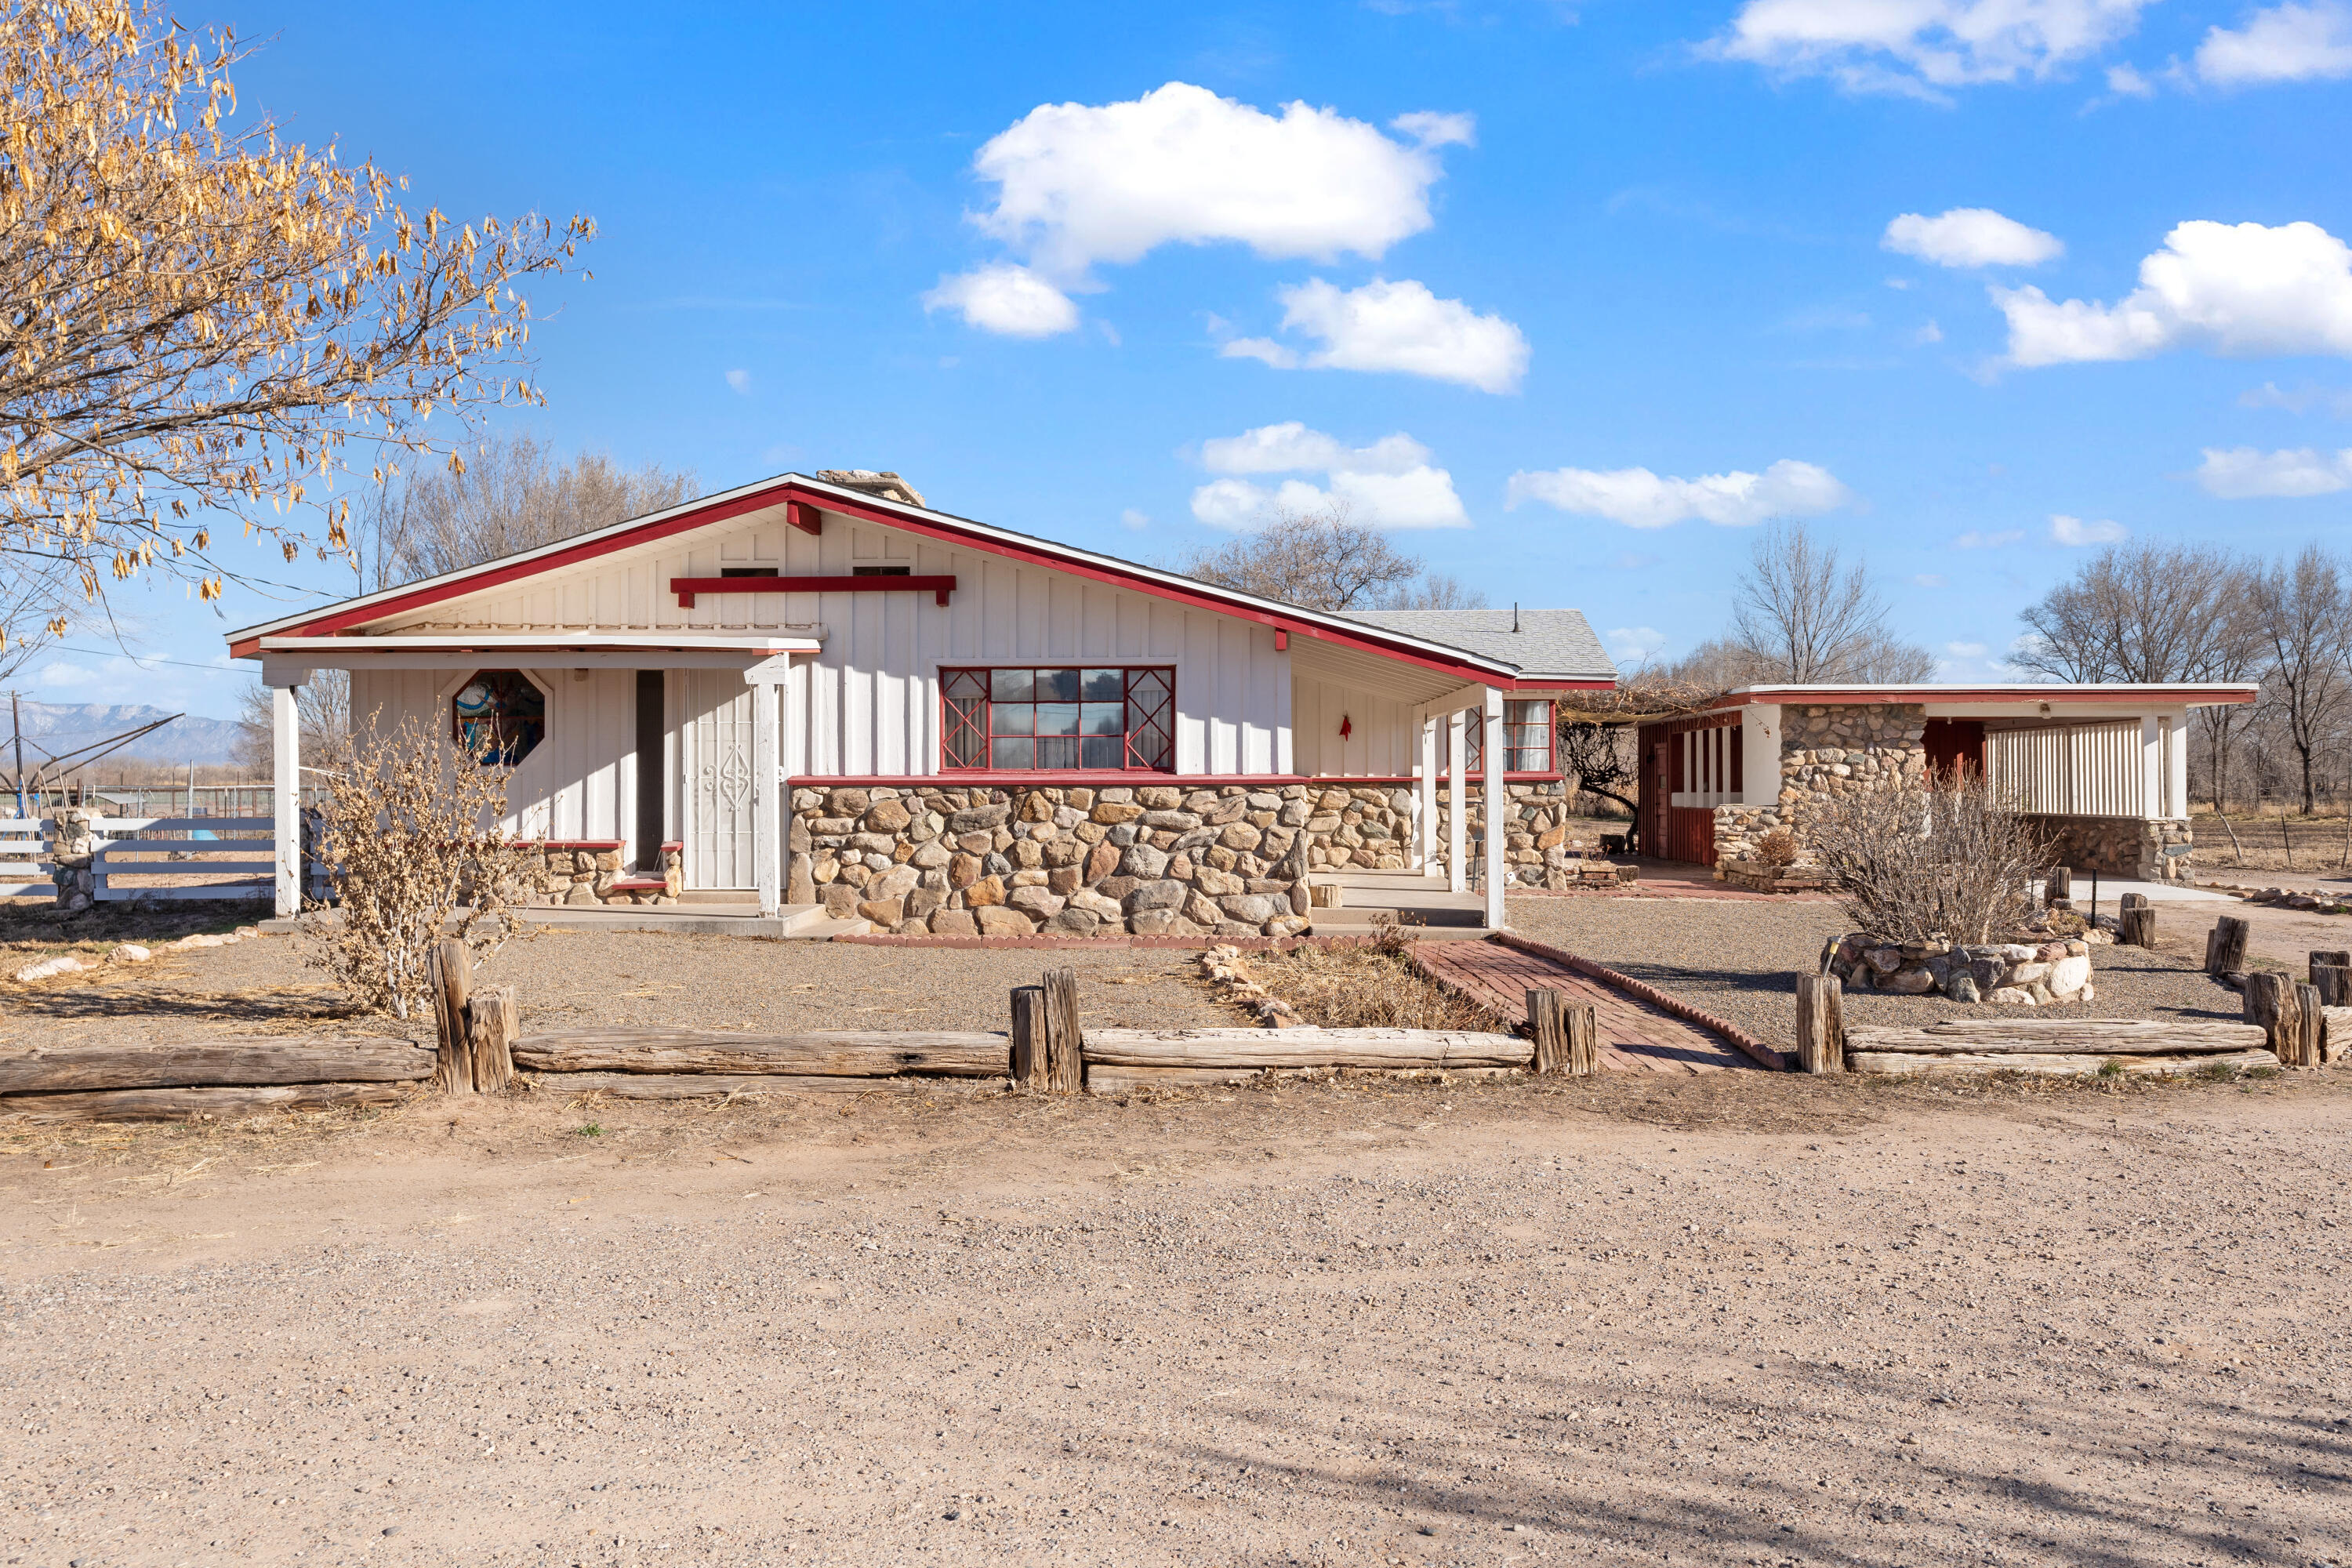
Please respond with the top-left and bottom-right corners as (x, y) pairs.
(1334, 608), (1617, 684)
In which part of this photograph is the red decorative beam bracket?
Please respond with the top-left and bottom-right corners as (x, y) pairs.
(670, 575), (958, 609)
(786, 500), (822, 536)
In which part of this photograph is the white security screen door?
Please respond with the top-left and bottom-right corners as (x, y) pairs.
(679, 668), (755, 890)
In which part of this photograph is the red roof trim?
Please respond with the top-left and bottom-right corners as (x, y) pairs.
(232, 479), (1547, 685)
(1711, 687), (2258, 709)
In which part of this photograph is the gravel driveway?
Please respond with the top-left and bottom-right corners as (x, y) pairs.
(4, 1074), (2349, 1565)
(1504, 892), (2252, 1049)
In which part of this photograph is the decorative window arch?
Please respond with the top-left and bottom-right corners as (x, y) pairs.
(452, 670), (547, 765)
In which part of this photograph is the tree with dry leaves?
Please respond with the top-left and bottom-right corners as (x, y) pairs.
(1730, 522), (1934, 683)
(1180, 503), (1486, 612)
(305, 712), (528, 1019)
(0, 0), (592, 649)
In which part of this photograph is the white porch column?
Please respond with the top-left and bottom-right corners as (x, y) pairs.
(2139, 713), (2165, 823)
(2165, 712), (2189, 820)
(1418, 714), (1439, 878)
(1446, 708), (1467, 894)
(748, 671), (783, 917)
(1483, 687), (1506, 931)
(263, 666), (310, 920)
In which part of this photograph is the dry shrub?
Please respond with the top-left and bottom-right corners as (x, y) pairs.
(1243, 923), (1502, 1031)
(307, 711), (529, 1018)
(1755, 827), (1799, 868)
(1806, 776), (2048, 944)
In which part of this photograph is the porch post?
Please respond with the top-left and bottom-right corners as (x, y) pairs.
(1446, 707), (1467, 894)
(749, 672), (782, 917)
(2165, 712), (2188, 820)
(1418, 713), (1439, 877)
(1483, 687), (1506, 930)
(263, 666), (310, 920)
(2139, 713), (2164, 823)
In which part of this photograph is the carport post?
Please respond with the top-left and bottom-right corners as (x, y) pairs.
(264, 664), (310, 920)
(1483, 686), (1506, 931)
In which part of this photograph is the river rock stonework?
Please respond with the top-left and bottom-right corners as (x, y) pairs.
(792, 783), (1315, 938)
(1713, 703), (1929, 867)
(1827, 933), (2093, 1005)
(2032, 814), (2195, 884)
(1429, 779), (1588, 889)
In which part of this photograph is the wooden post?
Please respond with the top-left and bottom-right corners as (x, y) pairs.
(2118, 906), (2157, 949)
(1010, 986), (1046, 1090)
(2209, 916), (2251, 976)
(427, 938), (474, 1094)
(2293, 982), (2326, 1068)
(2310, 949), (2351, 982)
(1527, 989), (1565, 1076)
(2313, 962), (2352, 1008)
(1565, 1001), (1598, 1076)
(1795, 975), (1845, 1075)
(2049, 866), (2072, 902)
(2244, 971), (2303, 1063)
(1042, 967), (1083, 1094)
(464, 985), (517, 1094)
(2119, 891), (2149, 912)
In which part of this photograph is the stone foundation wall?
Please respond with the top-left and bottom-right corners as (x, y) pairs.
(516, 842), (684, 906)
(1712, 705), (1932, 869)
(2029, 815), (2194, 883)
(1427, 779), (1589, 889)
(1828, 933), (2094, 1005)
(792, 783), (1313, 938)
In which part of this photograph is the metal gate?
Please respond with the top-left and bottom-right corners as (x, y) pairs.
(678, 669), (755, 890)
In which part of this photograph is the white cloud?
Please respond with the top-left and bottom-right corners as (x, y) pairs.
(1953, 528), (2025, 546)
(1883, 208), (2064, 268)
(967, 82), (1459, 281)
(2194, 445), (2352, 496)
(1225, 278), (1530, 394)
(1120, 507), (1151, 531)
(1189, 421), (1468, 530)
(1915, 320), (1946, 344)
(2197, 2), (2352, 84)
(1390, 110), (1478, 148)
(1996, 220), (2352, 366)
(1606, 626), (1668, 662)
(1945, 640), (1990, 658)
(724, 368), (752, 395)
(2241, 379), (2352, 415)
(921, 264), (1080, 337)
(35, 660), (98, 690)
(1912, 572), (1949, 586)
(2050, 514), (2128, 544)
(2107, 60), (2157, 94)
(1504, 459), (1852, 529)
(1706, 0), (2156, 97)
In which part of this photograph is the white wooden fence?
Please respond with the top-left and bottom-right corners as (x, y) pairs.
(90, 816), (276, 902)
(0, 816), (56, 898)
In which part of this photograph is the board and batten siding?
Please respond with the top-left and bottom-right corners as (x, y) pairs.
(1987, 717), (2182, 818)
(1290, 675), (1419, 778)
(348, 666), (641, 844)
(368, 501), (1294, 781)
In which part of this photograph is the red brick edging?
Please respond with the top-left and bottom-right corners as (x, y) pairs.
(831, 931), (1381, 952)
(1489, 930), (1789, 1073)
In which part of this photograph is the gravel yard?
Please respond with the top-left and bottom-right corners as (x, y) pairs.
(0, 927), (1240, 1051)
(1504, 891), (2249, 1050)
(5, 1073), (2350, 1565)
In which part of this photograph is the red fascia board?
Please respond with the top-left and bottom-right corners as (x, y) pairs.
(1711, 687), (2257, 709)
(670, 575), (956, 608)
(800, 771), (1565, 788)
(234, 478), (1543, 687)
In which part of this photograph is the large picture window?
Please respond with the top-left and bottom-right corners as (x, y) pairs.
(942, 666), (1175, 772)
(1463, 699), (1555, 775)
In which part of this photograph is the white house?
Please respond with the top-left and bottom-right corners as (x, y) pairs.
(230, 471), (1616, 935)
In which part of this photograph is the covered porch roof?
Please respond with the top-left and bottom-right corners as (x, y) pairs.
(1706, 682), (2259, 718)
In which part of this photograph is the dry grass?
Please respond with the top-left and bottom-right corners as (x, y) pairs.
(1241, 931), (1504, 1031)
(2194, 810), (2352, 875)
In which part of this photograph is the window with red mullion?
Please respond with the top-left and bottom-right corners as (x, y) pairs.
(939, 666), (1176, 773)
(1461, 699), (1556, 775)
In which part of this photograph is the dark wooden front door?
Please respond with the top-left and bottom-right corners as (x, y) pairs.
(1924, 719), (1987, 782)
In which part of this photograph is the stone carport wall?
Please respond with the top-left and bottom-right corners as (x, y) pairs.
(2028, 815), (2194, 884)
(793, 783), (1318, 938)
(1711, 702), (1929, 868)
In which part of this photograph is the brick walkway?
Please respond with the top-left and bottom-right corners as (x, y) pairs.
(1417, 939), (1760, 1075)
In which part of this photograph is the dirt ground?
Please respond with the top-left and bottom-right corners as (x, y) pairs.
(7, 1070), (2352, 1567)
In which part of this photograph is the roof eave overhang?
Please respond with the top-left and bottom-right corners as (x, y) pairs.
(1711, 684), (2260, 709)
(227, 475), (1538, 688)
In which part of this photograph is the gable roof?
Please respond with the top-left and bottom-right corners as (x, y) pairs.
(1334, 608), (1616, 685)
(227, 473), (1613, 691)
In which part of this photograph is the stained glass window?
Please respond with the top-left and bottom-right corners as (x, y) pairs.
(452, 670), (546, 765)
(939, 667), (1176, 772)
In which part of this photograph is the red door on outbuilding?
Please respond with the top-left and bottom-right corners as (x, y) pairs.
(1924, 719), (1987, 781)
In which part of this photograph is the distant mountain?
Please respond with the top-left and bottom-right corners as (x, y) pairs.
(2, 701), (245, 768)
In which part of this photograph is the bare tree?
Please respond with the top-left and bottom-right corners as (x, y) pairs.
(1557, 721), (1639, 818)
(1179, 503), (1486, 612)
(234, 673), (350, 774)
(2253, 546), (2347, 815)
(1729, 521), (1930, 682)
(0, 0), (589, 644)
(2014, 543), (2262, 682)
(383, 432), (699, 583)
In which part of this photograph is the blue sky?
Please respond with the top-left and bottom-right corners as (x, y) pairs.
(52, 0), (2352, 718)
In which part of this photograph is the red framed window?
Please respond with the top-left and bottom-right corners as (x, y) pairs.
(1463, 699), (1555, 774)
(941, 666), (1175, 772)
